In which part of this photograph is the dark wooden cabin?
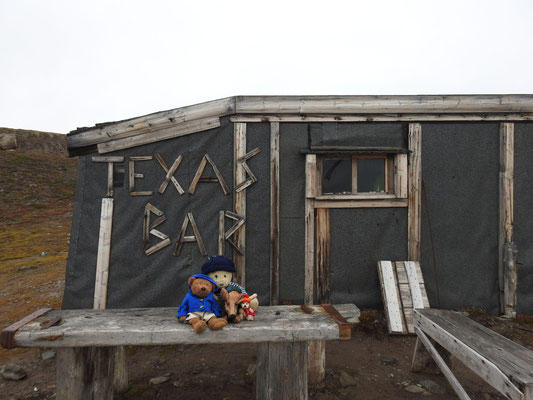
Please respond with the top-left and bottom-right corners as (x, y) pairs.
(64, 95), (533, 315)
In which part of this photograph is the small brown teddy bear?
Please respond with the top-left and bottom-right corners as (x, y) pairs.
(177, 274), (228, 333)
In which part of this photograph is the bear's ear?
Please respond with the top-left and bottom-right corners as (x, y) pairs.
(219, 287), (228, 300)
(188, 276), (196, 287)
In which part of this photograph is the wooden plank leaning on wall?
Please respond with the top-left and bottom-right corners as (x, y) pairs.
(408, 123), (422, 261)
(499, 123), (517, 317)
(270, 122), (280, 305)
(234, 123), (247, 285)
(304, 154), (317, 305)
(58, 197), (128, 398)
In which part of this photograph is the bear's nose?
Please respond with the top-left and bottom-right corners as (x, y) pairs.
(201, 287), (206, 291)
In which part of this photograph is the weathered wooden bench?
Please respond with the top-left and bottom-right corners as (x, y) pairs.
(1, 304), (354, 400)
(412, 308), (533, 400)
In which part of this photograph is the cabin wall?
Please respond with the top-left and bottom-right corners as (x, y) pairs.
(515, 123), (533, 314)
(329, 208), (408, 307)
(64, 117), (532, 314)
(278, 123), (307, 303)
(420, 123), (500, 314)
(64, 117), (242, 308)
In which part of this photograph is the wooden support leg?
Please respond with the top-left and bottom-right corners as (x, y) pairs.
(308, 340), (325, 384)
(56, 347), (116, 400)
(415, 328), (470, 400)
(411, 336), (452, 373)
(113, 346), (129, 394)
(257, 341), (308, 400)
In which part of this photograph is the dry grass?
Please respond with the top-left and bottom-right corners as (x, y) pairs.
(0, 141), (76, 363)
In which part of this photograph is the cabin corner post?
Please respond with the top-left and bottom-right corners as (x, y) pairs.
(234, 122), (247, 285)
(408, 123), (422, 261)
(270, 122), (280, 305)
(499, 122), (516, 317)
(304, 154), (317, 305)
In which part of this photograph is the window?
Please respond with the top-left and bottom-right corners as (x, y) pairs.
(318, 153), (407, 199)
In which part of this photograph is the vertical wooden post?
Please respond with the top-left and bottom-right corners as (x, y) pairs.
(257, 341), (308, 400)
(92, 198), (128, 394)
(94, 198), (113, 309)
(56, 347), (116, 400)
(503, 242), (518, 318)
(408, 123), (422, 261)
(304, 154), (317, 305)
(499, 122), (515, 316)
(234, 122), (247, 285)
(315, 208), (331, 304)
(305, 154), (325, 384)
(308, 340), (326, 385)
(270, 122), (280, 305)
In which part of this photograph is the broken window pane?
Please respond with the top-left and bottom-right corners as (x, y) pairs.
(322, 158), (352, 194)
(357, 158), (385, 193)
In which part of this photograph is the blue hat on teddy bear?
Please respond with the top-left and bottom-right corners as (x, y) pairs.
(201, 255), (236, 275)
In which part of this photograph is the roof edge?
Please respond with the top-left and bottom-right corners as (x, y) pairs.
(67, 94), (533, 153)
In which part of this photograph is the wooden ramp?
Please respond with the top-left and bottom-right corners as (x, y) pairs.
(377, 261), (430, 334)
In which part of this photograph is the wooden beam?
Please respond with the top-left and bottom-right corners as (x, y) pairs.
(307, 341), (325, 386)
(230, 113), (533, 123)
(69, 97), (235, 149)
(503, 242), (518, 319)
(94, 198), (113, 310)
(270, 122), (280, 306)
(499, 122), (515, 316)
(155, 154), (184, 195)
(13, 305), (350, 347)
(414, 309), (525, 400)
(257, 341), (308, 400)
(408, 123), (422, 261)
(234, 123), (247, 285)
(315, 208), (330, 304)
(235, 95), (533, 115)
(189, 154), (230, 195)
(91, 157), (124, 197)
(304, 154), (317, 305)
(97, 117), (221, 154)
(218, 211), (225, 255)
(415, 328), (471, 400)
(314, 199), (408, 209)
(56, 347), (116, 400)
(129, 157), (153, 196)
(395, 153), (408, 199)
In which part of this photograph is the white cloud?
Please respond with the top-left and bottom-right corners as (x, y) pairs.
(1, 0), (532, 133)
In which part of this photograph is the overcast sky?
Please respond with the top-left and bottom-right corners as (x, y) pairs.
(1, 1), (533, 133)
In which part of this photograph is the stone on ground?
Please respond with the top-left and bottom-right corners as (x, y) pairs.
(41, 350), (56, 360)
(0, 364), (27, 381)
(405, 385), (426, 393)
(149, 376), (170, 385)
(420, 379), (446, 394)
(338, 370), (356, 387)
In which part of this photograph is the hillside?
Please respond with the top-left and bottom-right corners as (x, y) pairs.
(0, 128), (77, 363)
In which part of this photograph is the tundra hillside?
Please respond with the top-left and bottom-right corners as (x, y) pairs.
(0, 128), (77, 363)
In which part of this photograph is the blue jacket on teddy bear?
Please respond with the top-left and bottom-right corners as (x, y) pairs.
(177, 274), (221, 319)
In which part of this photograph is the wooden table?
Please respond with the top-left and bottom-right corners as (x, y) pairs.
(412, 308), (533, 400)
(2, 304), (353, 400)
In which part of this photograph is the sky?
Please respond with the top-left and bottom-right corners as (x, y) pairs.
(1, 0), (533, 134)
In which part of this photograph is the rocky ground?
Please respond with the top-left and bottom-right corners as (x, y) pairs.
(0, 128), (532, 399)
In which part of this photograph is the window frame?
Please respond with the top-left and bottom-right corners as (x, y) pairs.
(316, 152), (407, 201)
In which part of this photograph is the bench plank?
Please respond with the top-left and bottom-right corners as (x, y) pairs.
(12, 306), (346, 348)
(414, 309), (531, 400)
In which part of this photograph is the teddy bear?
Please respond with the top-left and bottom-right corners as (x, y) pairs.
(201, 255), (259, 312)
(177, 274), (228, 333)
(240, 294), (257, 321)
